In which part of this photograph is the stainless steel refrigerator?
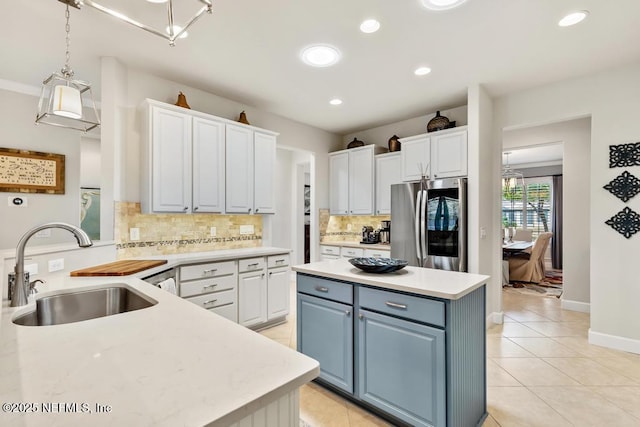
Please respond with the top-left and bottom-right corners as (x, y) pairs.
(390, 178), (467, 271)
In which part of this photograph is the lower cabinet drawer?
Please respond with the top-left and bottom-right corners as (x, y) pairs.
(180, 274), (236, 298)
(238, 257), (266, 273)
(359, 286), (445, 327)
(207, 303), (237, 323)
(267, 254), (290, 268)
(180, 260), (236, 281)
(341, 247), (364, 258)
(185, 288), (237, 311)
(363, 248), (390, 258)
(320, 245), (340, 256)
(297, 274), (353, 304)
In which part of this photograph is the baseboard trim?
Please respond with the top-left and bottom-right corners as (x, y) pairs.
(561, 299), (590, 313)
(589, 329), (640, 355)
(487, 311), (504, 327)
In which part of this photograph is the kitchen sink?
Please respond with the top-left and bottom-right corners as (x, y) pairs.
(12, 285), (157, 326)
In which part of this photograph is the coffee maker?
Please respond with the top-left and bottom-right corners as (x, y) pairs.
(361, 226), (380, 244)
(379, 220), (391, 244)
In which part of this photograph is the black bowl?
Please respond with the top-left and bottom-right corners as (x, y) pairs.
(349, 257), (408, 274)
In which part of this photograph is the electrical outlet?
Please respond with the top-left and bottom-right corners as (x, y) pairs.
(35, 229), (51, 238)
(24, 263), (38, 275)
(130, 227), (140, 241)
(347, 223), (352, 232)
(480, 227), (487, 239)
(7, 196), (28, 207)
(239, 225), (254, 235)
(210, 227), (217, 237)
(48, 258), (64, 272)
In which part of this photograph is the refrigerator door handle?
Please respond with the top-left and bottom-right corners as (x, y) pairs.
(420, 189), (428, 263)
(415, 189), (423, 263)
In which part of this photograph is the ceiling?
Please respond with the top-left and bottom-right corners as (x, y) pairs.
(503, 144), (563, 167)
(3, 0), (640, 135)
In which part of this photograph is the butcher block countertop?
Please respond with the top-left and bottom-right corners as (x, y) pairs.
(69, 259), (168, 276)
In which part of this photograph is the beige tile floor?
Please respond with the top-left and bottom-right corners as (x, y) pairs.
(259, 282), (640, 426)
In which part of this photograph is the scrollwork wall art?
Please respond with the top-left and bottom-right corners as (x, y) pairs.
(603, 170), (640, 202)
(609, 142), (640, 168)
(605, 207), (640, 239)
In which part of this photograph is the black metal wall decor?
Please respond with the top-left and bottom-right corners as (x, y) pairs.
(603, 170), (640, 202)
(605, 207), (640, 239)
(609, 142), (640, 168)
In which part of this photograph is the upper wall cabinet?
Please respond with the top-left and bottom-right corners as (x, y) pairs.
(141, 99), (277, 215)
(329, 145), (384, 215)
(400, 126), (468, 181)
(226, 125), (277, 214)
(375, 152), (402, 215)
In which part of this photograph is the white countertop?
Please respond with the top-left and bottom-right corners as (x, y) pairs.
(0, 273), (318, 426)
(293, 260), (489, 300)
(320, 242), (391, 250)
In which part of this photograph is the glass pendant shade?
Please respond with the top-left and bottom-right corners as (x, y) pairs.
(52, 84), (82, 119)
(36, 72), (100, 132)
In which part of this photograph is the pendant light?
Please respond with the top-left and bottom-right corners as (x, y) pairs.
(35, 2), (100, 132)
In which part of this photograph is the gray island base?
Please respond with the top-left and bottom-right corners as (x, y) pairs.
(293, 260), (489, 427)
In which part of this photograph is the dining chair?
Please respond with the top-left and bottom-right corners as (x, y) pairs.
(513, 228), (533, 241)
(508, 232), (553, 283)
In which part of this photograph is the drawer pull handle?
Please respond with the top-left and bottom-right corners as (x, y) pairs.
(275, 259), (285, 263)
(315, 286), (329, 293)
(203, 299), (217, 306)
(248, 263), (259, 267)
(385, 301), (407, 310)
(203, 284), (217, 289)
(203, 269), (217, 275)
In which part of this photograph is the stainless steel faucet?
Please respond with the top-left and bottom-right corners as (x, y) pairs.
(9, 222), (93, 307)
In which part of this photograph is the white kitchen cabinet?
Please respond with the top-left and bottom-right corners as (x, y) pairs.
(239, 269), (267, 327)
(329, 145), (384, 215)
(329, 152), (349, 215)
(401, 134), (431, 182)
(179, 260), (238, 323)
(267, 267), (290, 320)
(253, 132), (276, 214)
(145, 106), (192, 213)
(341, 247), (364, 259)
(226, 125), (277, 214)
(363, 248), (390, 258)
(192, 117), (225, 212)
(401, 127), (468, 182)
(430, 129), (467, 179)
(375, 152), (401, 215)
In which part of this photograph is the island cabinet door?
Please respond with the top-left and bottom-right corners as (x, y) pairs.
(238, 272), (267, 327)
(297, 293), (353, 393)
(357, 309), (446, 427)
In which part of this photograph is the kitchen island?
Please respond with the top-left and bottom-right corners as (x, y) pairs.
(0, 274), (318, 426)
(293, 260), (490, 427)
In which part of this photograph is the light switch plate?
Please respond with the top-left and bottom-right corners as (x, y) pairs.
(240, 225), (254, 235)
(210, 227), (217, 237)
(24, 263), (38, 275)
(48, 258), (64, 272)
(130, 228), (140, 241)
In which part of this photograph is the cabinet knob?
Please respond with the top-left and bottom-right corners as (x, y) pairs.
(434, 174), (438, 178)
(248, 208), (252, 214)
(183, 207), (188, 211)
(261, 273), (265, 278)
(344, 211), (347, 214)
(345, 310), (351, 317)
(269, 271), (272, 276)
(358, 313), (364, 320)
(255, 208), (259, 213)
(194, 206), (199, 211)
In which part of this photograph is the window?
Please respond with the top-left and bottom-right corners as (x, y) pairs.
(502, 176), (553, 240)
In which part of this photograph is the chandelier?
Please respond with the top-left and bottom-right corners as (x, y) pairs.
(502, 151), (524, 193)
(62, 0), (213, 47)
(36, 2), (100, 132)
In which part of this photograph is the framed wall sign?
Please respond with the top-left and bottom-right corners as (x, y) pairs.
(0, 147), (65, 194)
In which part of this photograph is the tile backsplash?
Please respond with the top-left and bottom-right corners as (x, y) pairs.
(319, 209), (390, 243)
(115, 202), (262, 259)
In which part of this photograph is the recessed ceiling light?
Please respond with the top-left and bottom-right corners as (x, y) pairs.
(166, 25), (188, 39)
(420, 0), (468, 11)
(558, 11), (589, 27)
(300, 44), (341, 67)
(329, 98), (343, 106)
(360, 19), (381, 34)
(414, 67), (432, 76)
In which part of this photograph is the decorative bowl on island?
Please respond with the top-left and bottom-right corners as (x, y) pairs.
(348, 257), (408, 274)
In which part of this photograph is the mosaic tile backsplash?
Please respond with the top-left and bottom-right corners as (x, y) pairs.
(115, 202), (262, 259)
(319, 209), (390, 243)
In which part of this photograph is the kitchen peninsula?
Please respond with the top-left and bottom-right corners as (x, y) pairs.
(0, 273), (318, 427)
(293, 260), (489, 427)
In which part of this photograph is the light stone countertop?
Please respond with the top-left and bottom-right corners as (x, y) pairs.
(0, 272), (318, 426)
(293, 260), (489, 300)
(320, 242), (391, 250)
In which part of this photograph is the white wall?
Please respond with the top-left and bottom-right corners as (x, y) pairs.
(503, 118), (591, 306)
(0, 89), (84, 250)
(494, 61), (640, 353)
(342, 106), (468, 148)
(272, 148), (293, 250)
(80, 138), (101, 188)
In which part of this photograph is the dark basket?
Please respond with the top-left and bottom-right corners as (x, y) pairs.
(349, 257), (408, 274)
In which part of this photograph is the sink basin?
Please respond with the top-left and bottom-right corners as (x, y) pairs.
(12, 285), (157, 326)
